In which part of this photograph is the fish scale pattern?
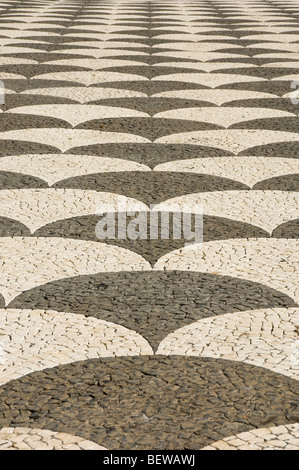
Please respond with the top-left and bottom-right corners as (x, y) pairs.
(0, 0), (299, 451)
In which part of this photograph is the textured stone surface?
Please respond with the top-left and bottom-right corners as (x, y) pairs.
(1, 0), (299, 451)
(0, 309), (153, 385)
(0, 427), (106, 450)
(0, 357), (299, 450)
(201, 424), (299, 450)
(8, 271), (296, 351)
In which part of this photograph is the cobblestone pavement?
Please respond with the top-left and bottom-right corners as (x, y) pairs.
(0, 0), (299, 451)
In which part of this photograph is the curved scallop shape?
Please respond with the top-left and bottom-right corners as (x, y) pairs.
(0, 129), (150, 152)
(41, 89), (279, 106)
(236, 118), (298, 132)
(53, 172), (247, 206)
(0, 216), (30, 236)
(20, 87), (147, 103)
(0, 87), (14, 95)
(33, 212), (270, 265)
(0, 41), (49, 51)
(0, 154), (151, 186)
(17, 66), (148, 86)
(0, 309), (153, 385)
(273, 219), (299, 239)
(151, 27), (229, 33)
(0, 57), (38, 65)
(76, 116), (220, 140)
(152, 73), (265, 88)
(54, 48), (149, 58)
(260, 52), (299, 62)
(154, 191), (299, 233)
(265, 62), (299, 71)
(154, 238), (299, 304)
(9, 271), (297, 352)
(237, 27), (299, 33)
(152, 51), (250, 62)
(7, 105), (150, 127)
(254, 173), (299, 191)
(151, 15), (219, 21)
(8, 96), (206, 117)
(0, 357), (298, 449)
(0, 237), (150, 305)
(67, 25), (146, 32)
(0, 47), (48, 55)
(0, 72), (26, 80)
(201, 424), (299, 450)
(241, 140), (299, 157)
(43, 58), (149, 70)
(153, 34), (237, 42)
(242, 34), (299, 43)
(0, 427), (106, 450)
(0, 139), (60, 157)
(154, 157), (299, 188)
(283, 89), (299, 102)
(0, 22), (67, 30)
(157, 307), (299, 380)
(63, 33), (146, 40)
(0, 189), (149, 232)
(31, 71), (149, 86)
(273, 73), (299, 82)
(156, 130), (299, 155)
(154, 107), (293, 128)
(0, 29), (61, 38)
(154, 42), (242, 52)
(0, 114), (74, 133)
(154, 62), (258, 73)
(0, 169), (47, 188)
(251, 43), (299, 52)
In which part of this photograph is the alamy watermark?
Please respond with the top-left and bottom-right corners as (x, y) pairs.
(0, 342), (5, 366)
(95, 197), (203, 247)
(290, 80), (299, 104)
(0, 81), (5, 105)
(291, 339), (299, 365)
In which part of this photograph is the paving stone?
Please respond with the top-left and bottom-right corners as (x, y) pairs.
(1, 0), (299, 452)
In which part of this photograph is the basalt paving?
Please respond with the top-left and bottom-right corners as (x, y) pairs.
(0, 0), (299, 452)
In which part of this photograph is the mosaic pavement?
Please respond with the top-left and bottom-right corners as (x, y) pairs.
(0, 0), (299, 451)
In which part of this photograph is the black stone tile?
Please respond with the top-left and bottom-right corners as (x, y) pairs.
(0, 356), (298, 450)
(0, 94), (76, 111)
(53, 171), (248, 205)
(69, 144), (234, 167)
(239, 141), (299, 157)
(254, 174), (299, 191)
(9, 271), (297, 350)
(0, 170), (48, 188)
(0, 79), (83, 93)
(231, 117), (299, 132)
(84, 65), (208, 79)
(33, 213), (268, 265)
(0, 216), (30, 236)
(223, 99), (299, 115)
(272, 219), (299, 238)
(0, 141), (60, 157)
(0, 64), (89, 78)
(219, 81), (291, 97)
(76, 117), (220, 140)
(0, 114), (71, 131)
(85, 97), (216, 115)
(214, 66), (299, 79)
(91, 80), (209, 95)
